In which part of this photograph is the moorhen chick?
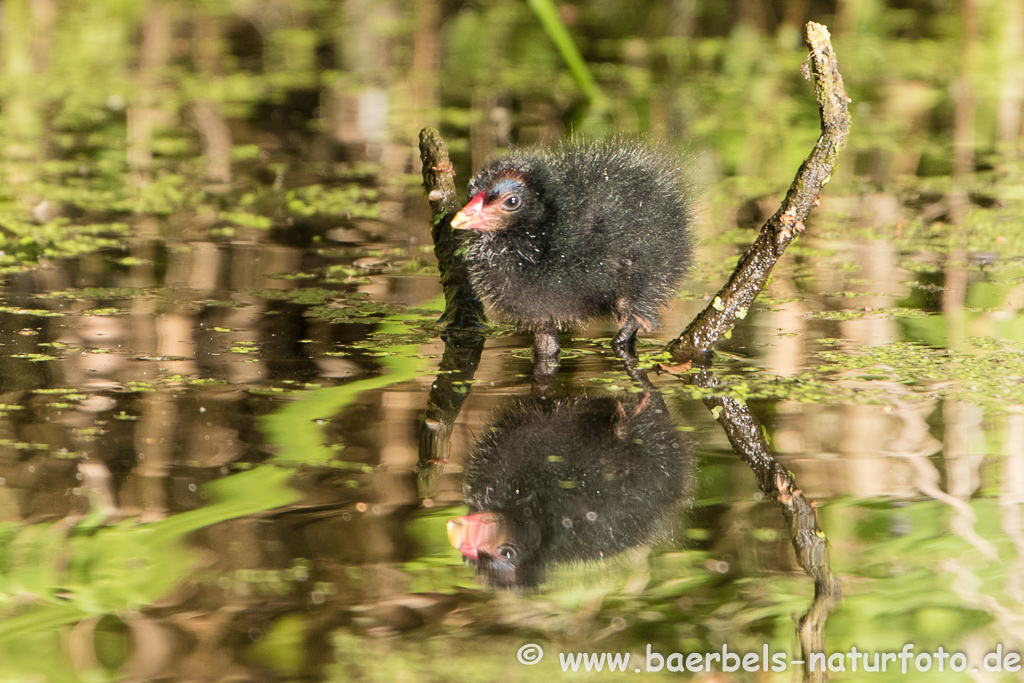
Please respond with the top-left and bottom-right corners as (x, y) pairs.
(450, 141), (691, 362)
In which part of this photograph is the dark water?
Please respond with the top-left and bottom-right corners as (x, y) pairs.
(2, 1), (1024, 681)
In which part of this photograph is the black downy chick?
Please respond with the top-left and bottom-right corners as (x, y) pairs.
(450, 141), (691, 361)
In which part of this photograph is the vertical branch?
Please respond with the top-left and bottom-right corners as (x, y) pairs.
(419, 127), (486, 328)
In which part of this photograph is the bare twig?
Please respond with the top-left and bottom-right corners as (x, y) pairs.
(419, 127), (486, 328)
(666, 22), (850, 363)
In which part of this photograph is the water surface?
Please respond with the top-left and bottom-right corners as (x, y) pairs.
(1, 2), (1024, 681)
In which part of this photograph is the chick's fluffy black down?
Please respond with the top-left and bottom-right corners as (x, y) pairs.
(464, 141), (691, 331)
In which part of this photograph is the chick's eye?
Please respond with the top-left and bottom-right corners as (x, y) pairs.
(497, 544), (518, 562)
(501, 194), (521, 211)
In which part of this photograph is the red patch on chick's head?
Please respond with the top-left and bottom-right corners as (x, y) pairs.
(450, 192), (492, 231)
(450, 170), (527, 232)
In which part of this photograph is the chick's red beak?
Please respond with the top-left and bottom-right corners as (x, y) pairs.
(447, 512), (506, 560)
(450, 192), (491, 231)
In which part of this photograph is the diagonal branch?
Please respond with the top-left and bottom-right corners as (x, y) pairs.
(666, 22), (850, 363)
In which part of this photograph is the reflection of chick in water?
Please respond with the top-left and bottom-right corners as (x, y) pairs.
(447, 388), (691, 589)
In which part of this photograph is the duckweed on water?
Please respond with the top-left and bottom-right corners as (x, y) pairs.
(683, 337), (1024, 413)
(220, 211), (273, 230)
(35, 287), (148, 301)
(275, 272), (318, 280)
(251, 288), (336, 306)
(805, 307), (930, 322)
(0, 307), (64, 318)
(11, 354), (58, 362)
(286, 185), (380, 219)
(230, 344), (258, 354)
(305, 302), (393, 322)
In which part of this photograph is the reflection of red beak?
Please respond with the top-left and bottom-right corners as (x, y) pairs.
(450, 193), (489, 231)
(447, 512), (505, 560)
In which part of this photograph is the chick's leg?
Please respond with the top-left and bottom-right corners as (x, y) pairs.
(612, 316), (641, 359)
(533, 325), (560, 360)
(532, 325), (560, 389)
